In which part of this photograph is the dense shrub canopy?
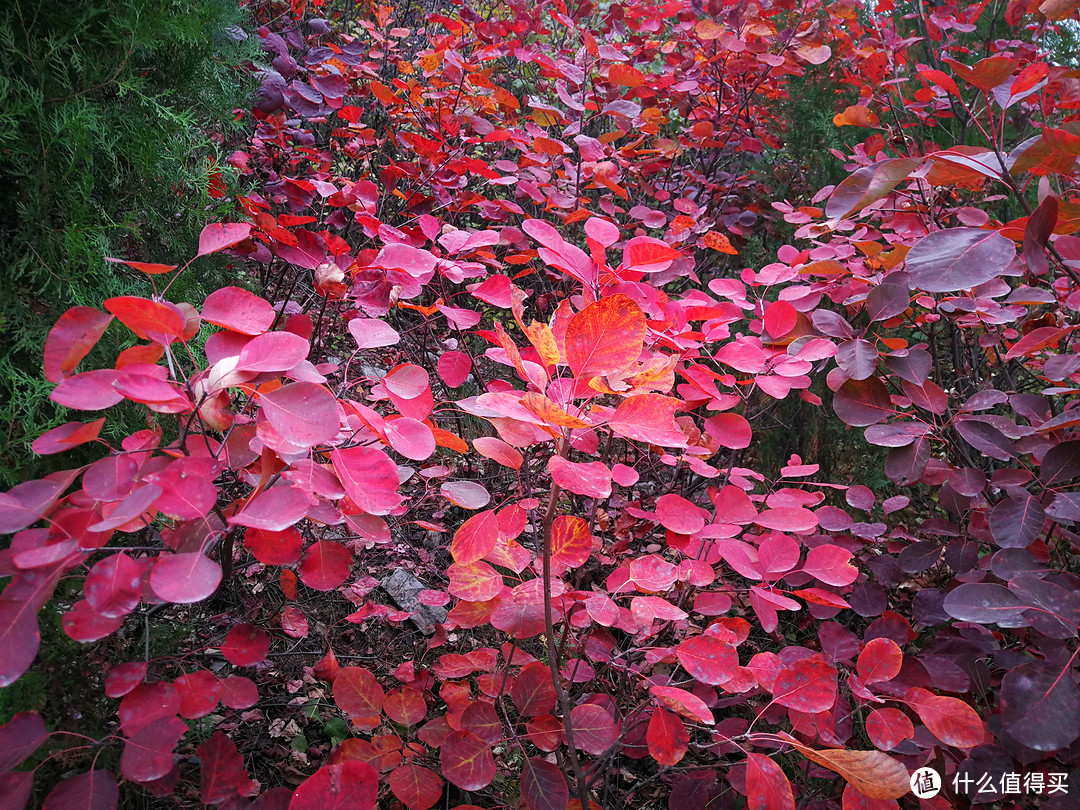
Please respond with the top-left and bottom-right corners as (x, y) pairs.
(3, 0), (1080, 808)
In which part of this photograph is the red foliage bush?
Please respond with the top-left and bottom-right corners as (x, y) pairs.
(4, 0), (1080, 807)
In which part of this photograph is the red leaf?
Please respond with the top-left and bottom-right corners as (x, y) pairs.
(84, 553), (141, 617)
(332, 445), (402, 516)
(520, 757), (569, 810)
(150, 553), (222, 604)
(298, 541), (353, 591)
(49, 369), (124, 411)
(772, 656), (838, 713)
(655, 493), (710, 534)
(473, 436), (523, 469)
(570, 703), (618, 755)
(857, 638), (903, 684)
(348, 318), (400, 349)
(764, 300), (797, 339)
(228, 485), (311, 531)
(703, 412), (752, 449)
(450, 509), (500, 564)
(440, 730), (496, 791)
(646, 707), (688, 766)
(447, 561), (504, 601)
(174, 671), (219, 719)
(198, 731), (258, 805)
(202, 287), (275, 335)
(235, 332), (310, 373)
(197, 223), (252, 257)
(42, 769), (118, 810)
(221, 624), (271, 667)
(384, 688), (427, 726)
(260, 382), (340, 449)
(120, 716), (187, 783)
(104, 662), (147, 698)
(651, 685), (714, 725)
(0, 712), (48, 772)
(218, 676), (259, 709)
(866, 708), (914, 751)
(510, 662), (557, 716)
(388, 763), (443, 810)
(564, 294), (645, 379)
(550, 515), (592, 573)
(118, 681), (180, 735)
(104, 297), (186, 343)
(104, 257), (178, 275)
(609, 394), (687, 447)
(43, 307), (113, 383)
(548, 456), (611, 499)
(62, 599), (123, 642)
(31, 418), (106, 455)
(677, 635), (738, 686)
(244, 526), (303, 566)
(904, 687), (984, 748)
(746, 753), (796, 810)
(437, 350), (472, 387)
(334, 666), (385, 726)
(290, 762), (378, 810)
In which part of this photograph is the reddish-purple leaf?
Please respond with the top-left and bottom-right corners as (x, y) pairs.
(85, 553), (142, 617)
(290, 762), (378, 810)
(1000, 662), (1080, 751)
(348, 318), (400, 349)
(441, 730), (496, 791)
(0, 712), (48, 772)
(388, 764), (442, 810)
(520, 757), (569, 810)
(198, 731), (258, 805)
(825, 158), (920, 221)
(2, 771), (33, 810)
(746, 753), (796, 810)
(150, 553), (222, 604)
(235, 332), (310, 373)
(772, 656), (838, 713)
(260, 382), (339, 449)
(646, 706), (689, 765)
(104, 662), (147, 698)
(43, 307), (113, 383)
(298, 541), (353, 591)
(548, 456), (611, 499)
(31, 418), (106, 455)
(244, 526), (303, 566)
(197, 223), (252, 258)
(331, 445), (402, 516)
(202, 287), (275, 335)
(62, 599), (123, 642)
(118, 681), (180, 735)
(174, 671), (220, 719)
(570, 703), (618, 755)
(120, 716), (187, 783)
(42, 769), (118, 810)
(221, 624), (271, 667)
(218, 676), (259, 709)
(906, 227), (1016, 292)
(834, 376), (892, 427)
(836, 339), (879, 381)
(988, 494), (1045, 548)
(677, 635), (738, 686)
(440, 480), (491, 510)
(510, 662), (557, 716)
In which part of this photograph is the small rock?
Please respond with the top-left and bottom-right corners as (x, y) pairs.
(379, 569), (447, 634)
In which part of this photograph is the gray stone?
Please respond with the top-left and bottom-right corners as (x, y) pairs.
(379, 568), (447, 634)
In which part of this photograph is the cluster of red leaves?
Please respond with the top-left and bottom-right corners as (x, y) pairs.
(4, 0), (1080, 807)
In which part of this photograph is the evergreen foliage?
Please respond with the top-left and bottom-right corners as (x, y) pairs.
(0, 0), (254, 483)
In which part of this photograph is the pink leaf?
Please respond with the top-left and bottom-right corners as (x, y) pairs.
(197, 223), (252, 257)
(548, 456), (612, 499)
(202, 287), (275, 335)
(259, 382), (340, 448)
(150, 553), (222, 604)
(43, 307), (113, 383)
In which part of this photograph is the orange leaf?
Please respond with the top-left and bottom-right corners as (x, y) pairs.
(609, 63), (646, 88)
(833, 105), (880, 128)
(784, 740), (910, 800)
(703, 231), (738, 254)
(520, 393), (591, 428)
(564, 294), (646, 379)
